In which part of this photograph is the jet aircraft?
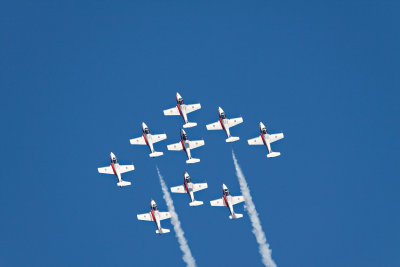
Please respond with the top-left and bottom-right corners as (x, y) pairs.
(210, 184), (244, 219)
(167, 129), (205, 164)
(206, 107), (243, 142)
(129, 122), (167, 157)
(163, 92), (201, 128)
(97, 152), (134, 187)
(247, 122), (284, 157)
(137, 200), (171, 234)
(170, 171), (208, 206)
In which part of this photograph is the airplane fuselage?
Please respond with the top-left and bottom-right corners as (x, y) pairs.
(259, 124), (272, 153)
(150, 208), (163, 232)
(222, 193), (235, 216)
(183, 180), (195, 202)
(176, 94), (189, 124)
(110, 154), (123, 182)
(142, 126), (155, 153)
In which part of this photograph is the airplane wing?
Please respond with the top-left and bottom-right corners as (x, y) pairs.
(151, 134), (167, 143)
(167, 142), (183, 151)
(206, 121), (223, 130)
(159, 212), (171, 220)
(130, 136), (146, 145)
(247, 136), (263, 145)
(163, 106), (180, 116)
(137, 212), (153, 221)
(210, 198), (225, 206)
(269, 133), (284, 143)
(170, 185), (186, 193)
(232, 196), (245, 205)
(193, 183), (208, 192)
(118, 165), (135, 173)
(184, 103), (201, 114)
(228, 117), (243, 128)
(97, 166), (114, 174)
(188, 140), (205, 149)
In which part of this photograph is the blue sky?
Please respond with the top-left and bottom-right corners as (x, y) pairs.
(1, 1), (399, 266)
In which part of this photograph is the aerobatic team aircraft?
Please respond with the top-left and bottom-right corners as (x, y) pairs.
(167, 129), (205, 164)
(206, 107), (243, 142)
(129, 122), (167, 158)
(210, 184), (245, 219)
(247, 122), (284, 158)
(170, 171), (208, 206)
(163, 92), (201, 128)
(97, 152), (134, 187)
(137, 200), (171, 234)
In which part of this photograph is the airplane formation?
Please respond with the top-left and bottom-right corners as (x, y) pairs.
(97, 92), (284, 234)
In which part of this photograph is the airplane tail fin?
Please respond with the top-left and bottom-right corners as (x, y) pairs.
(117, 180), (131, 187)
(149, 151), (163, 158)
(156, 228), (170, 234)
(226, 136), (240, 143)
(267, 152), (281, 158)
(189, 200), (203, 206)
(183, 122), (197, 128)
(186, 158), (200, 164)
(229, 213), (243, 220)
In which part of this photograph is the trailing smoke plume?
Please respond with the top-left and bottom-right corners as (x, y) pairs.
(232, 151), (277, 267)
(156, 167), (197, 267)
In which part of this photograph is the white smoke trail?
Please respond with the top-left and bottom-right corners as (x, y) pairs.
(156, 167), (197, 267)
(232, 150), (277, 267)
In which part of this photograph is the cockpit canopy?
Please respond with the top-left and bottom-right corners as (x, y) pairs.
(220, 112), (226, 119)
(112, 158), (118, 164)
(223, 189), (230, 196)
(182, 133), (188, 140)
(185, 176), (192, 183)
(262, 128), (268, 134)
(152, 204), (158, 211)
(178, 98), (184, 105)
(144, 128), (150, 134)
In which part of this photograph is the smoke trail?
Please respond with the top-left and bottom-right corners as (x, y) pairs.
(156, 167), (197, 267)
(232, 150), (277, 267)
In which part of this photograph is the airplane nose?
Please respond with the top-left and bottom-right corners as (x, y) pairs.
(222, 184), (227, 189)
(184, 171), (189, 177)
(142, 122), (147, 129)
(218, 107), (223, 113)
(260, 122), (265, 128)
(176, 92), (182, 99)
(110, 152), (115, 158)
(180, 129), (186, 135)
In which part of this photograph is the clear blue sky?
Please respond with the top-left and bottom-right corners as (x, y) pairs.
(1, 1), (399, 266)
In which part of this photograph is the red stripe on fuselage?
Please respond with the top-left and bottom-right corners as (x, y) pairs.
(260, 133), (267, 147)
(219, 118), (228, 136)
(142, 133), (150, 147)
(180, 139), (186, 151)
(150, 209), (156, 222)
(110, 163), (117, 176)
(177, 104), (184, 118)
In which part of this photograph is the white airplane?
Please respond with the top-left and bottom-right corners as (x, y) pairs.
(210, 184), (244, 219)
(247, 122), (284, 158)
(167, 129), (205, 164)
(137, 200), (171, 234)
(163, 92), (201, 128)
(206, 107), (243, 142)
(129, 122), (167, 158)
(97, 152), (134, 187)
(170, 171), (208, 206)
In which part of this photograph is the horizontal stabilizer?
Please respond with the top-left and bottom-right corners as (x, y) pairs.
(267, 152), (281, 158)
(229, 213), (243, 220)
(117, 181), (131, 187)
(149, 151), (163, 158)
(189, 200), (203, 206)
(226, 136), (240, 143)
(156, 228), (170, 234)
(183, 122), (197, 128)
(186, 158), (200, 164)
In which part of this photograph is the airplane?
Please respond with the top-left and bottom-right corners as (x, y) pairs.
(163, 92), (201, 128)
(206, 107), (243, 142)
(97, 152), (134, 187)
(129, 122), (167, 158)
(210, 184), (244, 219)
(167, 129), (205, 164)
(170, 171), (208, 206)
(137, 200), (171, 234)
(247, 122), (284, 158)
